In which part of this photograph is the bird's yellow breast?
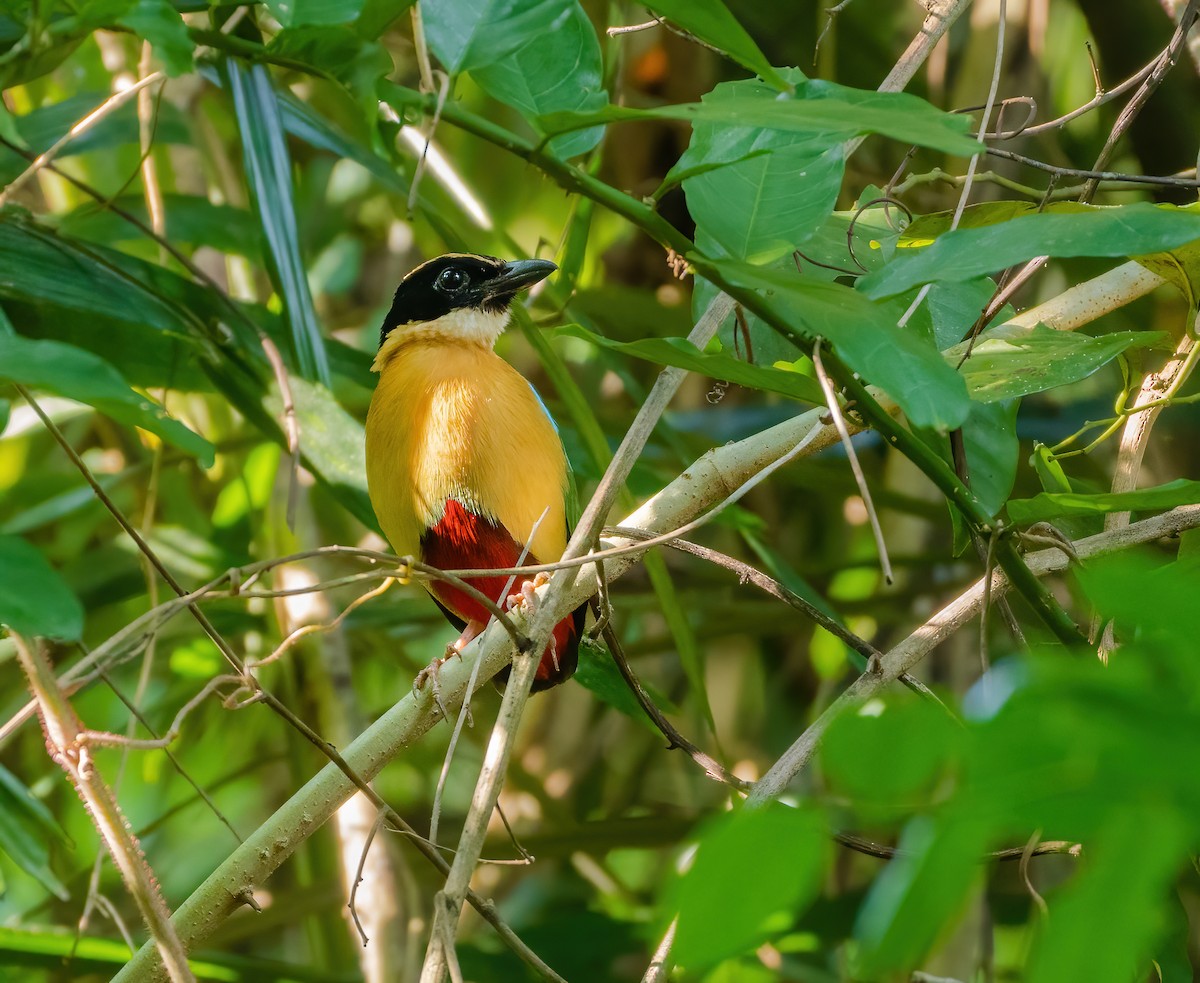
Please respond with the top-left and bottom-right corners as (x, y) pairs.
(365, 338), (568, 566)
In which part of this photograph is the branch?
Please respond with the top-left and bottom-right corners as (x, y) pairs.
(746, 503), (1200, 805)
(11, 635), (193, 981)
(112, 184), (1165, 983)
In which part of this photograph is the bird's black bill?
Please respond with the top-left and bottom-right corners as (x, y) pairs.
(482, 258), (557, 301)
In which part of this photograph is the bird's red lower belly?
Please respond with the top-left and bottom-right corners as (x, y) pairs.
(422, 500), (525, 622)
(422, 500), (580, 687)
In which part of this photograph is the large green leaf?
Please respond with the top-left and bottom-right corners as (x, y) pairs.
(421, 0), (566, 73)
(955, 326), (1168, 402)
(58, 194), (257, 256)
(860, 203), (1200, 299)
(556, 324), (826, 405)
(1007, 478), (1200, 524)
(541, 80), (982, 158)
(674, 72), (845, 262)
(472, 0), (606, 158)
(0, 535), (84, 640)
(960, 399), (1019, 519)
(264, 0), (364, 27)
(1027, 809), (1187, 983)
(669, 804), (828, 969)
(720, 262), (972, 430)
(224, 59), (331, 384)
(641, 0), (791, 92)
(265, 376), (375, 529)
(0, 210), (200, 337)
(0, 335), (215, 464)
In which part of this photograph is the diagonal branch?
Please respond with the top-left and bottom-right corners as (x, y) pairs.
(746, 503), (1200, 805)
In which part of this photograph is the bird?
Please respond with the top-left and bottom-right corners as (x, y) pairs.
(364, 253), (585, 692)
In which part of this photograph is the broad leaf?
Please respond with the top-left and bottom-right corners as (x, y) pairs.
(720, 262), (971, 430)
(542, 80), (982, 158)
(0, 535), (84, 640)
(670, 804), (828, 969)
(960, 400), (1019, 518)
(473, 0), (606, 158)
(955, 326), (1167, 403)
(676, 73), (847, 262)
(422, 0), (566, 73)
(0, 335), (214, 464)
(641, 1), (791, 92)
(861, 203), (1200, 299)
(265, 376), (375, 529)
(1007, 478), (1200, 524)
(264, 0), (364, 27)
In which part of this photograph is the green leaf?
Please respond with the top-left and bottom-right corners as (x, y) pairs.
(0, 535), (84, 640)
(719, 262), (971, 430)
(671, 804), (828, 969)
(676, 75), (846, 261)
(0, 764), (69, 898)
(117, 0), (193, 75)
(265, 376), (376, 529)
(572, 642), (675, 732)
(422, 0), (567, 72)
(556, 324), (826, 405)
(224, 59), (331, 384)
(960, 399), (1019, 518)
(1076, 552), (1200, 649)
(264, 0), (364, 27)
(1007, 478), (1200, 525)
(0, 335), (214, 464)
(1027, 809), (1187, 983)
(1135, 237), (1200, 309)
(926, 277), (999, 350)
(860, 203), (1200, 299)
(58, 194), (257, 256)
(955, 326), (1167, 403)
(473, 0), (606, 158)
(0, 210), (198, 336)
(641, 0), (791, 93)
(1031, 441), (1072, 494)
(542, 80), (982, 158)
(268, 26), (390, 106)
(854, 814), (986, 975)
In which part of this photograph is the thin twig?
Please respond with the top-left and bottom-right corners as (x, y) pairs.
(746, 503), (1200, 806)
(0, 72), (164, 207)
(985, 147), (1200, 188)
(813, 341), (894, 584)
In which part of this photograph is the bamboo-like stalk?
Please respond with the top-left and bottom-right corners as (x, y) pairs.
(11, 634), (194, 982)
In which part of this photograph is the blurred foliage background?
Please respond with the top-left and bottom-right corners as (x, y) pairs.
(1, 0), (1200, 981)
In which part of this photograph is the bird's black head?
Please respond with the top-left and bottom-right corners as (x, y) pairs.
(378, 253), (557, 348)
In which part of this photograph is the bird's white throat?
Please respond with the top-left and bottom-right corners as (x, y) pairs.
(372, 308), (510, 371)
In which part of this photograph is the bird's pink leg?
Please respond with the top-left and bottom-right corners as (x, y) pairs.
(413, 618), (488, 708)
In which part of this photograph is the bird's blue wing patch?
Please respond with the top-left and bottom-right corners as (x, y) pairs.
(527, 381), (581, 528)
(527, 381), (559, 433)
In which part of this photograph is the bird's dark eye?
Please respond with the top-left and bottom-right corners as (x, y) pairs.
(435, 267), (470, 293)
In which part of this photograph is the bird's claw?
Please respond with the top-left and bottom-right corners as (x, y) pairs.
(507, 572), (549, 617)
(412, 646), (459, 721)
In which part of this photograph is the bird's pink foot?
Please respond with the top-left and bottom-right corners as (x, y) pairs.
(413, 619), (487, 715)
(506, 571), (550, 616)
